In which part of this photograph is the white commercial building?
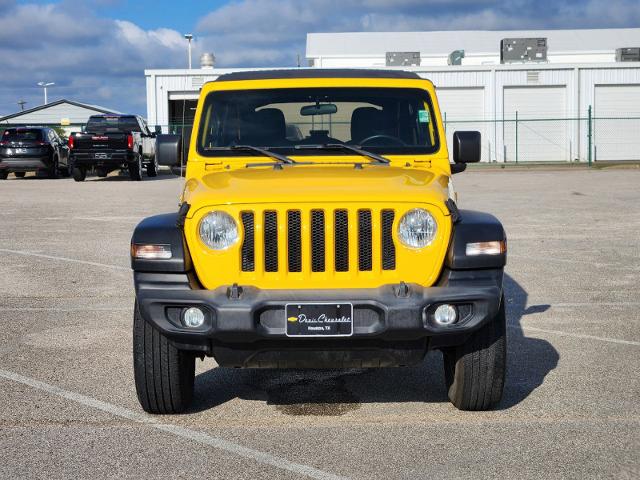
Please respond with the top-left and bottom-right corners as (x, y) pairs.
(146, 28), (640, 162)
(0, 99), (120, 136)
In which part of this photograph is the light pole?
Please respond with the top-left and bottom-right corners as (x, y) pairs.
(184, 34), (193, 69)
(37, 81), (55, 104)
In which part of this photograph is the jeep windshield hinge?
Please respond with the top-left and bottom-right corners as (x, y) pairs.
(176, 202), (191, 229)
(445, 199), (461, 224)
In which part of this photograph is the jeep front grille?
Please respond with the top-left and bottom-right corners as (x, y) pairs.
(240, 208), (397, 274)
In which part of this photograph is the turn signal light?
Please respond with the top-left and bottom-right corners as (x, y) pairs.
(68, 136), (74, 149)
(131, 244), (172, 259)
(465, 240), (506, 256)
(127, 134), (134, 149)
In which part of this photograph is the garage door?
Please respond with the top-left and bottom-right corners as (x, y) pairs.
(503, 86), (568, 162)
(594, 85), (640, 161)
(436, 88), (487, 162)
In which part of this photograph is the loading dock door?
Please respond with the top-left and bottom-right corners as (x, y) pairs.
(594, 85), (640, 161)
(503, 86), (568, 162)
(437, 88), (486, 161)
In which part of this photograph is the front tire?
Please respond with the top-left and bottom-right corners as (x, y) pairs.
(146, 155), (158, 177)
(0, 171), (8, 180)
(129, 154), (143, 181)
(48, 156), (59, 179)
(133, 302), (195, 414)
(442, 296), (507, 411)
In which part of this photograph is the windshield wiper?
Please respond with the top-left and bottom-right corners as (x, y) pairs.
(294, 144), (390, 165)
(205, 145), (296, 166)
(231, 145), (296, 165)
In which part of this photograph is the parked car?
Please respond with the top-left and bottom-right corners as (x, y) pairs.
(68, 114), (158, 181)
(130, 69), (507, 414)
(0, 127), (70, 179)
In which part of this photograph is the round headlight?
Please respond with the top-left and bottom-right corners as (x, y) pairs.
(199, 211), (238, 250)
(398, 208), (437, 248)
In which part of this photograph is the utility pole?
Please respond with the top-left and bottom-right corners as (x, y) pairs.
(184, 34), (193, 69)
(17, 100), (27, 111)
(37, 81), (55, 104)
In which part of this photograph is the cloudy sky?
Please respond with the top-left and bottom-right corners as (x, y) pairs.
(0, 0), (638, 117)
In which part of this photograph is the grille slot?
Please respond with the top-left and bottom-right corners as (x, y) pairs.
(287, 211), (302, 272)
(381, 210), (396, 270)
(311, 210), (325, 272)
(239, 207), (397, 275)
(264, 211), (278, 272)
(334, 210), (349, 272)
(358, 210), (372, 271)
(240, 212), (254, 271)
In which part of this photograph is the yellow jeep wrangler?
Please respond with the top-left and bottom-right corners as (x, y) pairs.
(131, 69), (507, 413)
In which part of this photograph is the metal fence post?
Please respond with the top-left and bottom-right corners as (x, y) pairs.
(443, 112), (447, 133)
(515, 111), (519, 163)
(587, 105), (592, 167)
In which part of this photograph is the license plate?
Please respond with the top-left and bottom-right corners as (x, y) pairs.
(94, 153), (109, 159)
(16, 148), (27, 154)
(285, 303), (353, 337)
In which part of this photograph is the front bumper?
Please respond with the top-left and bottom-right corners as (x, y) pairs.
(0, 156), (49, 171)
(134, 268), (503, 368)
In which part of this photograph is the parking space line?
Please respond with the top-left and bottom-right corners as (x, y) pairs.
(0, 369), (347, 480)
(0, 248), (129, 271)
(512, 326), (640, 346)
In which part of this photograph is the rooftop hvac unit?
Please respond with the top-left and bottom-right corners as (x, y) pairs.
(616, 48), (640, 62)
(501, 38), (547, 64)
(448, 50), (465, 66)
(200, 52), (215, 69)
(386, 52), (421, 67)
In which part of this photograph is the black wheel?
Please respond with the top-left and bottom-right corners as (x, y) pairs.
(96, 168), (108, 178)
(129, 154), (143, 181)
(48, 156), (59, 179)
(72, 166), (86, 182)
(0, 171), (8, 180)
(146, 155), (158, 177)
(442, 296), (507, 411)
(14, 172), (26, 178)
(133, 302), (195, 414)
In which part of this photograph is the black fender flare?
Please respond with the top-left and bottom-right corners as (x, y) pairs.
(445, 210), (506, 270)
(131, 212), (192, 272)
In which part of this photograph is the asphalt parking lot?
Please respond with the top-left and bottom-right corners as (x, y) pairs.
(0, 167), (638, 479)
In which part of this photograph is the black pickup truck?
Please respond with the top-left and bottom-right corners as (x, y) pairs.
(68, 114), (158, 181)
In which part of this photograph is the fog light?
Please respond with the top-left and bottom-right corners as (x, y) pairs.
(434, 304), (458, 325)
(183, 307), (205, 328)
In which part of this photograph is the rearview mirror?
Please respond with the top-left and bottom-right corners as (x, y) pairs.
(300, 103), (337, 116)
(453, 131), (481, 164)
(156, 134), (182, 170)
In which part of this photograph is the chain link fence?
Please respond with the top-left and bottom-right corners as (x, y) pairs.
(444, 108), (640, 164)
(4, 107), (639, 165)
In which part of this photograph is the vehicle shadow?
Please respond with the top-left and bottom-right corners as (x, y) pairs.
(89, 171), (176, 182)
(189, 273), (559, 415)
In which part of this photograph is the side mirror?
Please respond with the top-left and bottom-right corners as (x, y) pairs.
(156, 134), (183, 170)
(154, 125), (162, 135)
(453, 131), (481, 164)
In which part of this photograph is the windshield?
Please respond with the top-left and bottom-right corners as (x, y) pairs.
(3, 128), (44, 142)
(197, 87), (439, 156)
(86, 116), (140, 133)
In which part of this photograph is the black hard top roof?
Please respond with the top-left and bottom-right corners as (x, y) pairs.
(215, 69), (422, 82)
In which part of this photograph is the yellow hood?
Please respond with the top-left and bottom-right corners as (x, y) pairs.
(182, 165), (450, 216)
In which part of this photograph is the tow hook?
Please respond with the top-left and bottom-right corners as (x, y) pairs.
(394, 281), (410, 298)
